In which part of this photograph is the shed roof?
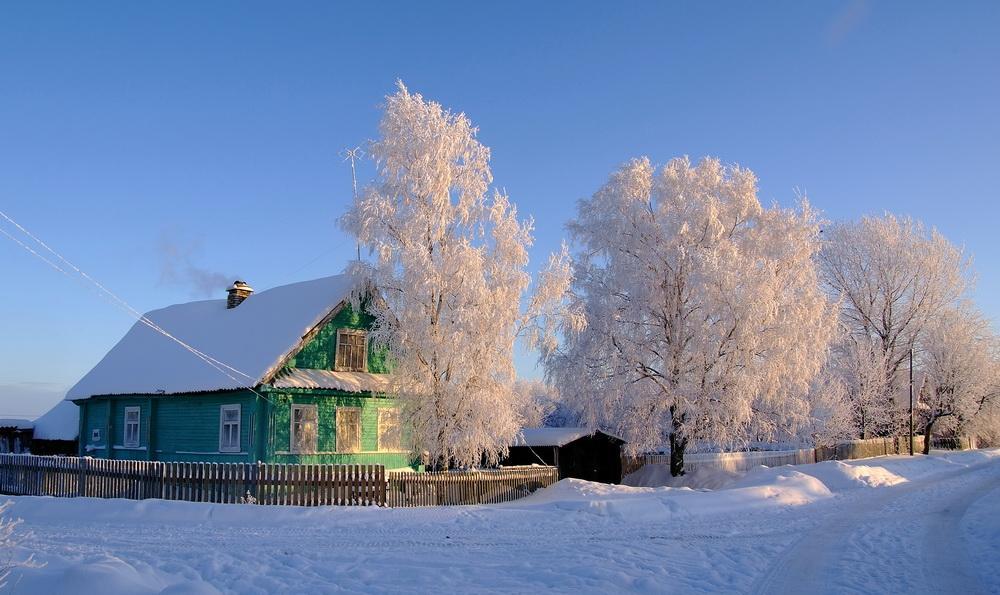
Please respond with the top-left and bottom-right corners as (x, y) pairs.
(32, 401), (78, 440)
(514, 427), (624, 447)
(66, 274), (360, 400)
(0, 418), (33, 430)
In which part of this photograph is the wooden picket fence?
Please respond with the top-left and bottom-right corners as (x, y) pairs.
(0, 454), (558, 508)
(0, 454), (384, 506)
(814, 436), (927, 462)
(386, 466), (559, 507)
(622, 435), (956, 480)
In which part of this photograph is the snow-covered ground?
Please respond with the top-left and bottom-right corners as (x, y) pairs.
(3, 450), (999, 594)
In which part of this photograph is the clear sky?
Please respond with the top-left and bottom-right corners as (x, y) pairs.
(1, 1), (998, 418)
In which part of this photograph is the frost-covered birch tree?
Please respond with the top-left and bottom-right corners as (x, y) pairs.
(917, 304), (999, 453)
(512, 378), (562, 429)
(819, 215), (971, 438)
(341, 83), (571, 469)
(547, 157), (837, 476)
(830, 334), (895, 438)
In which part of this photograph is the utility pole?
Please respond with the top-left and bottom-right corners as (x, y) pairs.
(909, 348), (914, 456)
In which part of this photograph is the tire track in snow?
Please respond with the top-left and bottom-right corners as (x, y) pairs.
(750, 458), (1000, 595)
(919, 473), (997, 595)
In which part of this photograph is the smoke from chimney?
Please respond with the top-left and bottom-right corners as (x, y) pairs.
(157, 232), (239, 298)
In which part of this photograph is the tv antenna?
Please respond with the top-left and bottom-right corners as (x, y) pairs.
(340, 146), (365, 261)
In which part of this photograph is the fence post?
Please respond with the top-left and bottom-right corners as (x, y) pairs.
(78, 457), (88, 498)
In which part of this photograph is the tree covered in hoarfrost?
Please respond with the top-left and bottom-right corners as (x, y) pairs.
(512, 378), (562, 429)
(829, 334), (895, 439)
(799, 370), (856, 445)
(547, 157), (837, 476)
(917, 304), (999, 453)
(819, 215), (971, 438)
(341, 83), (571, 469)
(966, 355), (1000, 446)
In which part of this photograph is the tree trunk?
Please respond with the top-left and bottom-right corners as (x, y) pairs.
(669, 408), (687, 477)
(922, 417), (936, 455)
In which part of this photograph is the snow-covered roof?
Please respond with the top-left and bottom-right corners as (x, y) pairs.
(66, 275), (360, 400)
(514, 427), (624, 447)
(0, 418), (33, 430)
(32, 401), (78, 440)
(271, 369), (391, 393)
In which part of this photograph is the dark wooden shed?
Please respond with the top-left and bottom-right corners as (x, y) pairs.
(0, 419), (33, 454)
(503, 428), (625, 484)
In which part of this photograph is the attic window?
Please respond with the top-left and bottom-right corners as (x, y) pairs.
(335, 329), (368, 372)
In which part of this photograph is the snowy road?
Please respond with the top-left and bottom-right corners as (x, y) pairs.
(4, 450), (999, 594)
(751, 457), (1000, 594)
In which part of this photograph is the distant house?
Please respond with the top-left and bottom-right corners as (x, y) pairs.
(0, 418), (33, 454)
(68, 275), (413, 468)
(503, 428), (625, 484)
(0, 400), (79, 455)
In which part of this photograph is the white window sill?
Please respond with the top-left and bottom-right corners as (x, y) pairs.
(113, 445), (147, 451)
(174, 451), (248, 456)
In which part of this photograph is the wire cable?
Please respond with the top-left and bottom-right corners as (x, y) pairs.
(0, 209), (277, 405)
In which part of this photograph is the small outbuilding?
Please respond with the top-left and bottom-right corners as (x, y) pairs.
(0, 419), (33, 454)
(30, 401), (79, 455)
(503, 428), (625, 484)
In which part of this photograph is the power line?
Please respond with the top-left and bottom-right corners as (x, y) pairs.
(0, 209), (276, 405)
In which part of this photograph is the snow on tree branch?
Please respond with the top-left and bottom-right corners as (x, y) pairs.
(340, 82), (571, 468)
(547, 156), (838, 475)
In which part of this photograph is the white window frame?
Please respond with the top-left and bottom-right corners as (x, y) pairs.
(290, 404), (318, 454)
(123, 406), (141, 448)
(91, 428), (102, 443)
(336, 407), (362, 453)
(219, 404), (242, 453)
(335, 329), (368, 372)
(377, 408), (402, 452)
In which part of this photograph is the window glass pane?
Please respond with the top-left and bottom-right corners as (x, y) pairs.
(378, 409), (401, 451)
(292, 405), (317, 453)
(220, 406), (241, 451)
(337, 409), (361, 453)
(124, 407), (140, 447)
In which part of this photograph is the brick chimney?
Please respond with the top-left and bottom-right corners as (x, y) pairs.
(226, 280), (253, 309)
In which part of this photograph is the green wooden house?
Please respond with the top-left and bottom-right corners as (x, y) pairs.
(67, 275), (414, 469)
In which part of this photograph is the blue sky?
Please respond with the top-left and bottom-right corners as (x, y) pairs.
(1, 1), (998, 418)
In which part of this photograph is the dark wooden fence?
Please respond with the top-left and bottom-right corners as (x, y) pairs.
(0, 454), (384, 506)
(386, 466), (558, 507)
(0, 454), (558, 508)
(931, 436), (976, 450)
(814, 436), (927, 462)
